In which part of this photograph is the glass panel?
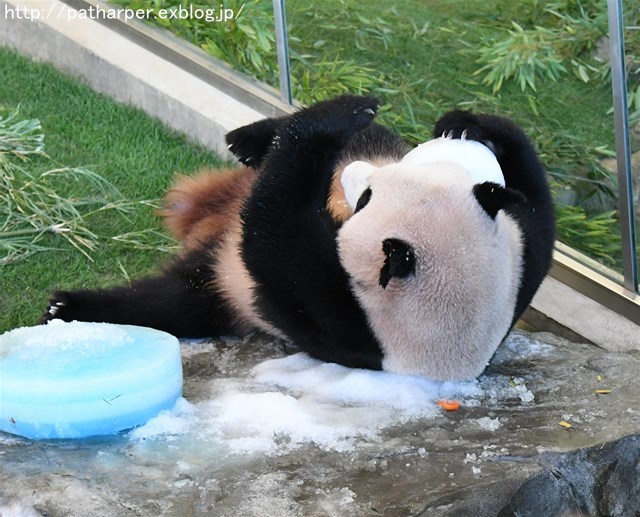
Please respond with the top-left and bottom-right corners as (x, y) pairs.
(109, 0), (638, 292)
(107, 0), (281, 90)
(286, 1), (626, 274)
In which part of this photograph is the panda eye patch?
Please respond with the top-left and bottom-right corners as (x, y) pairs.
(379, 238), (416, 288)
(354, 188), (372, 213)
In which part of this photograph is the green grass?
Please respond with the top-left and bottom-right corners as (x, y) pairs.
(0, 47), (224, 333)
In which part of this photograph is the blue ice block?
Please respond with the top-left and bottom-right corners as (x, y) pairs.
(0, 321), (183, 440)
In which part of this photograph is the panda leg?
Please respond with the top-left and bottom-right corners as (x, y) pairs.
(41, 247), (237, 338)
(242, 95), (380, 241)
(433, 110), (549, 199)
(249, 95), (380, 208)
(241, 95), (384, 369)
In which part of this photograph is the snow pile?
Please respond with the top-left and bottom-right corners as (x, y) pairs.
(0, 501), (42, 517)
(2, 319), (133, 355)
(131, 352), (482, 455)
(130, 331), (547, 458)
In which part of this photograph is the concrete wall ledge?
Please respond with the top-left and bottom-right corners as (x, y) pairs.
(530, 276), (640, 352)
(530, 247), (640, 353)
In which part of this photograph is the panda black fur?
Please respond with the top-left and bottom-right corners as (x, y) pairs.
(41, 95), (554, 381)
(225, 109), (409, 223)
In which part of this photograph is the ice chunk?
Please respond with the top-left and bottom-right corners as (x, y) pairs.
(0, 321), (182, 439)
(474, 416), (502, 431)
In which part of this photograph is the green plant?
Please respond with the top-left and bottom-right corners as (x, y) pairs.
(622, 83), (640, 125)
(200, 0), (276, 83)
(292, 0), (396, 52)
(535, 129), (618, 202)
(554, 204), (621, 268)
(110, 0), (278, 85)
(0, 110), (44, 154)
(475, 22), (568, 93)
(290, 54), (380, 105)
(544, 0), (608, 53)
(475, 0), (612, 92)
(374, 78), (443, 145)
(0, 109), (176, 265)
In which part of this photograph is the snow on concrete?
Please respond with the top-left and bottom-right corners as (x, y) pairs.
(131, 351), (482, 455)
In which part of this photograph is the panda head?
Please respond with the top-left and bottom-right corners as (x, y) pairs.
(337, 138), (525, 381)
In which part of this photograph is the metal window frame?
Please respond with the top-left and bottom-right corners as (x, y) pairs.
(552, 243), (640, 326)
(607, 0), (638, 293)
(273, 0), (293, 106)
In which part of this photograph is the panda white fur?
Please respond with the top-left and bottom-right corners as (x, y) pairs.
(42, 96), (554, 381)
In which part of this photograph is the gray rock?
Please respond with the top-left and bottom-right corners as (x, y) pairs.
(502, 434), (640, 517)
(420, 434), (640, 517)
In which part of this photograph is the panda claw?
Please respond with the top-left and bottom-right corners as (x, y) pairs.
(461, 129), (468, 140)
(45, 299), (66, 319)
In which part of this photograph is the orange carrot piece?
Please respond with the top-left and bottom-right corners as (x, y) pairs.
(436, 399), (461, 411)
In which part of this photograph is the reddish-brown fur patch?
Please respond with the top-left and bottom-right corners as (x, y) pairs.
(159, 167), (258, 250)
(328, 170), (353, 223)
(328, 158), (401, 223)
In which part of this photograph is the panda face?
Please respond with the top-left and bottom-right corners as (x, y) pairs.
(337, 163), (524, 381)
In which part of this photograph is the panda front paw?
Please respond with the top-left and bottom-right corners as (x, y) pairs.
(225, 117), (285, 167)
(434, 110), (504, 158)
(40, 291), (75, 324)
(289, 95), (380, 144)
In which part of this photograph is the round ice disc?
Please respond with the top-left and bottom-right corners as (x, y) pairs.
(0, 320), (183, 440)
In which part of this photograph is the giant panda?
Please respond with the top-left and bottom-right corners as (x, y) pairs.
(41, 95), (555, 381)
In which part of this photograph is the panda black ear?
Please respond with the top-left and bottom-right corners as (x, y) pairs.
(379, 238), (416, 289)
(473, 182), (526, 219)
